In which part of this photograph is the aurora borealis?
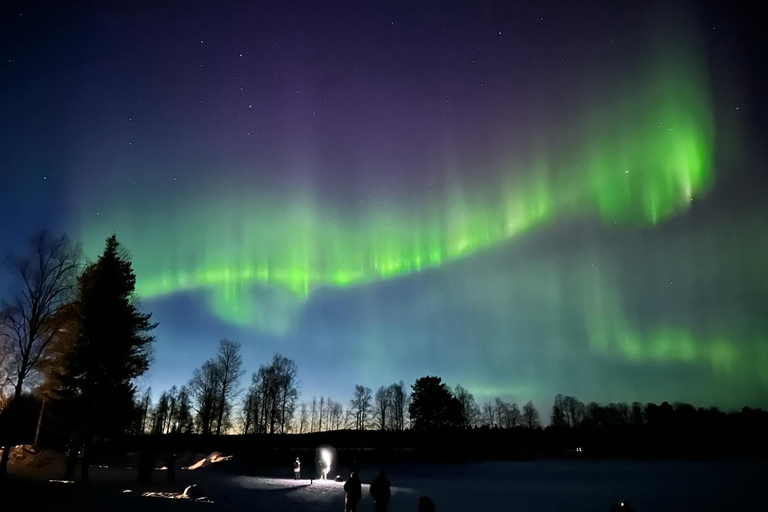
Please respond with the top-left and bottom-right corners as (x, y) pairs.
(79, 37), (716, 328)
(1, 1), (766, 410)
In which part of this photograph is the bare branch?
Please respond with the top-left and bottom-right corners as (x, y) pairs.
(0, 232), (81, 398)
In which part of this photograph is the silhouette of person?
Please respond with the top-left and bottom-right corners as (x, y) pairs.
(418, 496), (436, 512)
(293, 457), (301, 480)
(318, 457), (329, 479)
(370, 470), (391, 512)
(344, 471), (363, 512)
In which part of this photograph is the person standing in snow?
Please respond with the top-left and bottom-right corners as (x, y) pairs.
(318, 458), (328, 479)
(344, 471), (363, 511)
(369, 470), (391, 512)
(293, 457), (301, 480)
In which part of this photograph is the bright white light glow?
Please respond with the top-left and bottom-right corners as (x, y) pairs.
(320, 447), (332, 478)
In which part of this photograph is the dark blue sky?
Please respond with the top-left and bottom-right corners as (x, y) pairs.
(1, 1), (766, 411)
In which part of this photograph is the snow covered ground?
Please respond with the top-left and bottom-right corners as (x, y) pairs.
(1, 444), (67, 480)
(183, 459), (765, 511)
(8, 454), (766, 511)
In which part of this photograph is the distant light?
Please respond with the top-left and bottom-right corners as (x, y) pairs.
(320, 447), (332, 478)
(317, 445), (335, 480)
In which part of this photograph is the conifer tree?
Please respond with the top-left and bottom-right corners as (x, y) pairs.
(61, 235), (155, 481)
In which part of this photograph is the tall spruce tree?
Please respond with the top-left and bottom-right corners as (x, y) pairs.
(409, 376), (463, 430)
(61, 235), (155, 481)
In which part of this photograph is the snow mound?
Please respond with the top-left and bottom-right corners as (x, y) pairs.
(186, 451), (233, 470)
(2, 444), (66, 469)
(142, 491), (214, 504)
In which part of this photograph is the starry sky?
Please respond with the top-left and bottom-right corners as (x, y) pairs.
(1, 1), (766, 411)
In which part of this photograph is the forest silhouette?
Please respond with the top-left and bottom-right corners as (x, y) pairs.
(1, 233), (767, 484)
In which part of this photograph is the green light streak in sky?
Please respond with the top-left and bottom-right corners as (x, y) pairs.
(79, 46), (715, 332)
(586, 291), (740, 376)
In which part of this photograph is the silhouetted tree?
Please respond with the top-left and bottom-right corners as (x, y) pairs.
(325, 396), (333, 429)
(296, 401), (309, 433)
(153, 390), (170, 435)
(246, 353), (299, 433)
(482, 401), (496, 427)
(0, 232), (80, 480)
(498, 400), (521, 428)
(213, 339), (244, 435)
(584, 401), (602, 427)
(551, 395), (585, 428)
(188, 360), (222, 435)
(614, 402), (631, 426)
(510, 403), (522, 428)
(563, 395), (585, 428)
(454, 384), (479, 428)
(350, 384), (373, 430)
(254, 367), (274, 433)
(240, 388), (260, 434)
(274, 354), (299, 433)
(389, 381), (408, 431)
(27, 302), (80, 443)
(522, 400), (540, 429)
(318, 396), (325, 432)
(173, 385), (193, 433)
(310, 396), (317, 432)
(136, 388), (152, 434)
(329, 399), (344, 430)
(409, 376), (463, 430)
(163, 386), (179, 433)
(0, 352), (8, 412)
(59, 235), (155, 481)
(187, 339), (244, 435)
(374, 385), (392, 430)
(551, 394), (567, 428)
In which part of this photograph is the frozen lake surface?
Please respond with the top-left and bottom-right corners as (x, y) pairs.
(191, 459), (765, 511)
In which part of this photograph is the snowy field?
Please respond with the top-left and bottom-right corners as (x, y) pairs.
(165, 459), (764, 511)
(9, 457), (766, 511)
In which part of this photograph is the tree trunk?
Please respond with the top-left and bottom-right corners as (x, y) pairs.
(0, 384), (24, 481)
(216, 375), (228, 436)
(34, 400), (46, 448)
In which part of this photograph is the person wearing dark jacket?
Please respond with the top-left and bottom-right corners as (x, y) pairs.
(369, 470), (391, 512)
(344, 471), (363, 511)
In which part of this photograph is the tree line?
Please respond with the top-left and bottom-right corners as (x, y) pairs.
(2, 232), (767, 483)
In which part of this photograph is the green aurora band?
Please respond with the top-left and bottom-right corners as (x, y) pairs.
(77, 41), (762, 392)
(82, 57), (714, 305)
